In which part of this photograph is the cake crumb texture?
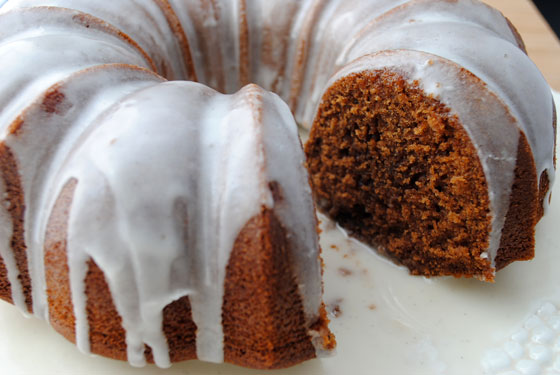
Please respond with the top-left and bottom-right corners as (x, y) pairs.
(306, 70), (495, 279)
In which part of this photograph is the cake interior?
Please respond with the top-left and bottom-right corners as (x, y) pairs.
(305, 70), (495, 279)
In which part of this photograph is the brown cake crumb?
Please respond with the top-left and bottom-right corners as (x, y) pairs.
(305, 70), (494, 280)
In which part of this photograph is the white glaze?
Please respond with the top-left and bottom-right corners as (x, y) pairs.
(0, 0), (189, 80)
(0, 6), (157, 316)
(43, 82), (322, 367)
(12, 66), (164, 321)
(0, 6), (153, 131)
(0, 0), (555, 368)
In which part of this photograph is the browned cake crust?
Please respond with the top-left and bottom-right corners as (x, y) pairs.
(0, 143), (33, 310)
(153, 0), (197, 81)
(180, 1), (226, 92)
(305, 70), (544, 281)
(223, 205), (318, 369)
(237, 0), (250, 86)
(496, 97), (557, 269)
(0, 254), (11, 304)
(505, 17), (528, 54)
(494, 134), (538, 270)
(259, 3), (299, 93)
(44, 178), (78, 345)
(41, 178), (330, 369)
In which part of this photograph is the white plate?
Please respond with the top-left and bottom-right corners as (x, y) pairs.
(1, 91), (559, 375)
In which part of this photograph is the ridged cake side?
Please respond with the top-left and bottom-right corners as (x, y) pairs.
(44, 178), (333, 369)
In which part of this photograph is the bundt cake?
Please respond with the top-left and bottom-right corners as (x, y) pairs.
(0, 0), (555, 369)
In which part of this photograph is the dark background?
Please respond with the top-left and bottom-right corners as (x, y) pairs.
(532, 0), (560, 39)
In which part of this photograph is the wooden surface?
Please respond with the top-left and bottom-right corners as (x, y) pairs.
(483, 0), (560, 90)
